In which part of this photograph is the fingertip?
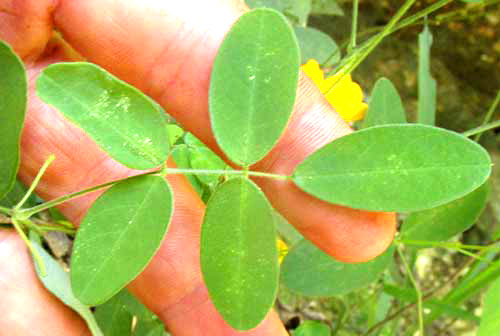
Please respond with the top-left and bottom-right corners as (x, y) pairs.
(317, 210), (397, 263)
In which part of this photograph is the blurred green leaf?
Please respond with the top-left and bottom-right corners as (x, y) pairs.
(425, 249), (500, 323)
(0, 180), (37, 208)
(281, 240), (394, 296)
(417, 24), (437, 126)
(0, 41), (27, 199)
(383, 284), (479, 322)
(37, 62), (170, 170)
(400, 182), (490, 243)
(30, 233), (103, 336)
(311, 0), (344, 16)
(134, 321), (167, 336)
(273, 210), (303, 245)
(209, 8), (299, 166)
(201, 177), (279, 330)
(293, 125), (491, 212)
(246, 0), (313, 26)
(71, 175), (173, 305)
(170, 144), (204, 196)
(293, 321), (331, 335)
(166, 124), (184, 147)
(478, 276), (500, 335)
(95, 290), (134, 336)
(184, 133), (228, 189)
(245, 0), (283, 11)
(362, 77), (407, 129)
(294, 26), (340, 65)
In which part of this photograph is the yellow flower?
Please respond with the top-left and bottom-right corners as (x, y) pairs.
(277, 238), (288, 264)
(301, 59), (368, 122)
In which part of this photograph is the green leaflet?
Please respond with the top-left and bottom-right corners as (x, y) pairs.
(36, 62), (169, 170)
(293, 124), (491, 212)
(209, 8), (300, 166)
(294, 26), (340, 65)
(30, 233), (103, 336)
(362, 77), (407, 129)
(292, 321), (331, 336)
(400, 182), (490, 243)
(94, 290), (134, 336)
(417, 23), (437, 126)
(201, 177), (279, 330)
(478, 276), (500, 335)
(0, 41), (27, 199)
(281, 240), (394, 297)
(310, 0), (344, 16)
(71, 175), (173, 305)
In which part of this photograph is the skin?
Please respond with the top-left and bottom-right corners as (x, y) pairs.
(0, 0), (396, 335)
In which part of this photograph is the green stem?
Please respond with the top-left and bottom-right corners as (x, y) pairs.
(323, 0), (452, 69)
(462, 120), (500, 138)
(348, 0), (359, 53)
(19, 167), (289, 219)
(324, 0), (416, 95)
(36, 224), (76, 235)
(18, 170), (159, 219)
(400, 239), (492, 251)
(163, 167), (290, 180)
(0, 206), (11, 215)
(14, 154), (55, 211)
(474, 88), (500, 141)
(397, 245), (424, 336)
(12, 218), (46, 276)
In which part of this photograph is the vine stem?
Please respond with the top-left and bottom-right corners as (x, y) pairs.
(397, 244), (424, 336)
(348, 0), (359, 53)
(474, 88), (500, 142)
(14, 154), (55, 211)
(399, 239), (496, 252)
(324, 0), (416, 96)
(17, 170), (160, 219)
(12, 218), (46, 276)
(462, 120), (500, 138)
(0, 206), (11, 215)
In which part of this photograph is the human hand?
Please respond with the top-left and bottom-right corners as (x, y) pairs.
(0, 0), (396, 334)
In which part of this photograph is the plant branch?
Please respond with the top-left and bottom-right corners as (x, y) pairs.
(462, 120), (500, 138)
(397, 245), (424, 335)
(348, 0), (359, 53)
(363, 252), (478, 335)
(12, 218), (46, 276)
(324, 0), (416, 94)
(474, 88), (500, 141)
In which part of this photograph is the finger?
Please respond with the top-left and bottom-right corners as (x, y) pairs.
(51, 0), (396, 261)
(0, 230), (90, 336)
(18, 52), (288, 334)
(0, 0), (54, 61)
